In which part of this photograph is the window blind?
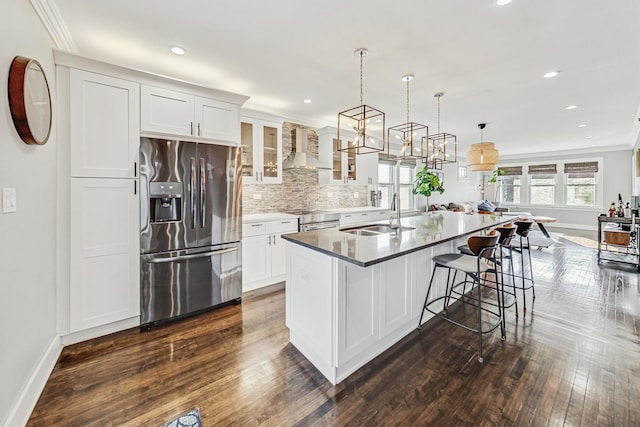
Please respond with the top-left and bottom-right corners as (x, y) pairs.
(564, 161), (598, 173)
(528, 164), (557, 174)
(378, 153), (398, 165)
(501, 166), (523, 176)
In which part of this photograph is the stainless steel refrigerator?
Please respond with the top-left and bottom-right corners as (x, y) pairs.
(139, 137), (242, 327)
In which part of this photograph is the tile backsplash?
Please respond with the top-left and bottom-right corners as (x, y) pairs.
(242, 122), (370, 214)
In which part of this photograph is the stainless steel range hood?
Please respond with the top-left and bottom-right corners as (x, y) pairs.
(283, 128), (330, 170)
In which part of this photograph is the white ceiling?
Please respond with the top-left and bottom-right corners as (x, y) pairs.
(51, 0), (640, 157)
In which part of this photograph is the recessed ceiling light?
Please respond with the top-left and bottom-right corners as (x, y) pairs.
(578, 124), (587, 128)
(543, 70), (560, 78)
(586, 136), (592, 139)
(169, 45), (186, 55)
(565, 105), (578, 110)
(496, 0), (513, 5)
(303, 99), (311, 104)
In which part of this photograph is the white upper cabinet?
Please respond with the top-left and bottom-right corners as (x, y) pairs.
(141, 85), (240, 143)
(69, 69), (140, 178)
(241, 116), (283, 184)
(317, 126), (378, 185)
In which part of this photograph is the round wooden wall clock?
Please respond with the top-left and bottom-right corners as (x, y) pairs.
(8, 56), (52, 145)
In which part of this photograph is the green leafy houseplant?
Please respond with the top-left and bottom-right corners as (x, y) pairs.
(413, 166), (444, 211)
(488, 168), (505, 202)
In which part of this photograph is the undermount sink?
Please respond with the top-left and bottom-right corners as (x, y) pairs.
(341, 224), (416, 236)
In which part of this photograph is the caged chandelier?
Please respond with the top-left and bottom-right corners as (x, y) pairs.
(387, 74), (428, 161)
(425, 92), (457, 170)
(337, 48), (386, 155)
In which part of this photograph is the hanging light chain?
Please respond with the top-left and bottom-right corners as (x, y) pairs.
(437, 94), (441, 134)
(406, 78), (410, 124)
(359, 50), (364, 106)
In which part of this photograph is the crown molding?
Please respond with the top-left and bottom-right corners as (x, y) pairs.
(30, 0), (78, 52)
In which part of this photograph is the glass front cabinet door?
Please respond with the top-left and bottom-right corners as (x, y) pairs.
(318, 126), (375, 185)
(240, 117), (282, 184)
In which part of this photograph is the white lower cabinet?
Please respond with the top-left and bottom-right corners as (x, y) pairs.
(286, 243), (418, 384)
(340, 209), (391, 227)
(242, 218), (298, 291)
(69, 178), (140, 333)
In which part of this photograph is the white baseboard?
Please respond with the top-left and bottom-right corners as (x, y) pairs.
(61, 316), (140, 346)
(242, 275), (286, 293)
(546, 222), (597, 232)
(4, 336), (62, 427)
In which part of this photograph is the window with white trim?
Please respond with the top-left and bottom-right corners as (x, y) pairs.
(377, 157), (415, 211)
(497, 166), (522, 204)
(564, 161), (598, 206)
(528, 164), (557, 205)
(399, 162), (415, 211)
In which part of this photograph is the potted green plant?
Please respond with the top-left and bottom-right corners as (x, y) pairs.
(488, 168), (504, 202)
(413, 166), (445, 212)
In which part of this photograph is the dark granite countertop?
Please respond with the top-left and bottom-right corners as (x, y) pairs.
(282, 211), (512, 267)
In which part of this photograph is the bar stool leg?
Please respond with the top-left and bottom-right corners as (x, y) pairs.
(526, 236), (535, 300)
(508, 247), (518, 318)
(519, 237), (528, 311)
(475, 271), (483, 363)
(419, 264), (439, 327)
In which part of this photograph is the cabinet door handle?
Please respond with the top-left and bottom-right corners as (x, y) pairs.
(134, 180), (137, 195)
(134, 161), (137, 178)
(190, 121), (194, 136)
(251, 223), (263, 227)
(198, 123), (201, 136)
(272, 234), (277, 245)
(268, 235), (272, 245)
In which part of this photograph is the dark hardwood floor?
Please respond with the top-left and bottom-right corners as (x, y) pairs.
(28, 230), (640, 426)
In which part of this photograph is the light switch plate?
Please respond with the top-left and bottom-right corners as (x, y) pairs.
(252, 193), (262, 200)
(353, 192), (359, 198)
(3, 188), (17, 213)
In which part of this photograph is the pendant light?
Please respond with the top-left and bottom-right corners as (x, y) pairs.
(337, 48), (385, 155)
(467, 123), (499, 172)
(387, 74), (428, 160)
(425, 92), (457, 169)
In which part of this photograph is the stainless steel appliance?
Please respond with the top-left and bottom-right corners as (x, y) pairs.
(283, 209), (341, 232)
(139, 137), (242, 327)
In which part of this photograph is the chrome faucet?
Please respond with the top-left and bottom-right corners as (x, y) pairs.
(389, 192), (400, 229)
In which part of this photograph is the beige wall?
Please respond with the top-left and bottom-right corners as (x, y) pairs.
(0, 2), (58, 425)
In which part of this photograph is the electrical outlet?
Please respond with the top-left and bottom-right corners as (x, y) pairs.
(252, 193), (262, 200)
(327, 192), (333, 198)
(353, 192), (359, 198)
(2, 187), (17, 213)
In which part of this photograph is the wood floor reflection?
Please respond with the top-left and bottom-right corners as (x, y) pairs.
(28, 231), (640, 426)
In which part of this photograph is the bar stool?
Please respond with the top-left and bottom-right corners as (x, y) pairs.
(494, 223), (518, 322)
(419, 230), (503, 363)
(511, 220), (535, 311)
(459, 224), (518, 321)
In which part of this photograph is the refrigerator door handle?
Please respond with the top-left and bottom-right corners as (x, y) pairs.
(147, 247), (239, 264)
(190, 157), (197, 229)
(200, 157), (206, 228)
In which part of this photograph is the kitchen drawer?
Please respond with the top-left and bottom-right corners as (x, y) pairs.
(243, 222), (267, 237)
(269, 219), (298, 234)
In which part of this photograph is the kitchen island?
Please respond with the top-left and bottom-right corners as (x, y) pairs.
(282, 211), (511, 385)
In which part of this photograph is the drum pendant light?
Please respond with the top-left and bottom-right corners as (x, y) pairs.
(467, 123), (499, 172)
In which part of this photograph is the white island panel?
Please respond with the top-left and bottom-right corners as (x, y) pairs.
(284, 212), (511, 385)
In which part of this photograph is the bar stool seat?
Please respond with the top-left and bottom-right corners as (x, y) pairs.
(419, 230), (504, 363)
